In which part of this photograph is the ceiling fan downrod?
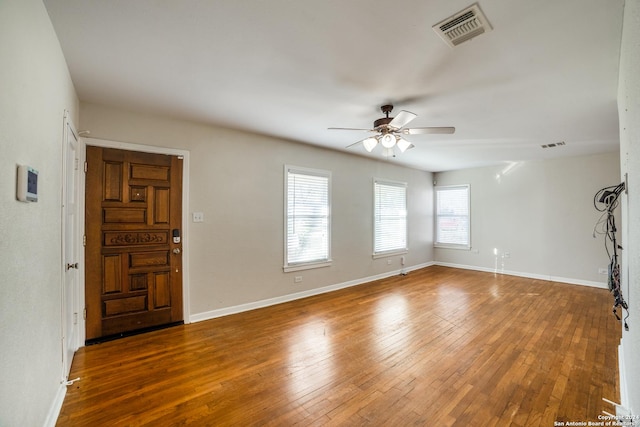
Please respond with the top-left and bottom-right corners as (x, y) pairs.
(374, 104), (395, 129)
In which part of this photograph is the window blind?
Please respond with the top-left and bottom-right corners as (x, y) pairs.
(435, 185), (470, 248)
(285, 167), (330, 267)
(374, 180), (407, 254)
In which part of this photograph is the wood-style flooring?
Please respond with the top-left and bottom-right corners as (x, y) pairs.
(56, 266), (621, 426)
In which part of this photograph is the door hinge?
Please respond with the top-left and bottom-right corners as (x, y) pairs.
(84, 161), (88, 173)
(83, 235), (86, 246)
(83, 308), (87, 320)
(74, 158), (79, 171)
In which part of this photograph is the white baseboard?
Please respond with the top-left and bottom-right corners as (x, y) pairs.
(434, 262), (607, 289)
(618, 340), (630, 412)
(190, 260), (606, 323)
(44, 383), (67, 427)
(190, 262), (434, 323)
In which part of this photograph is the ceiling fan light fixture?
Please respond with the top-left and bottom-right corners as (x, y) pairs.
(363, 137), (378, 152)
(396, 138), (411, 153)
(380, 133), (396, 148)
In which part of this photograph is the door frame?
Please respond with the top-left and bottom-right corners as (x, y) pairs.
(61, 110), (80, 379)
(76, 137), (191, 345)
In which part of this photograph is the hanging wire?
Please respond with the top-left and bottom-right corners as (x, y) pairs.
(593, 182), (629, 330)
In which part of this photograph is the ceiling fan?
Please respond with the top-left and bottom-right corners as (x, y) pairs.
(329, 104), (455, 157)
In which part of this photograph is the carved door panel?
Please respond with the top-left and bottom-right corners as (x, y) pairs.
(85, 146), (183, 341)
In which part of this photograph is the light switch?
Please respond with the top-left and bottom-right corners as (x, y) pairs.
(192, 212), (204, 223)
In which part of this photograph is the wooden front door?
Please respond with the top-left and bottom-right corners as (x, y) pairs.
(85, 146), (183, 341)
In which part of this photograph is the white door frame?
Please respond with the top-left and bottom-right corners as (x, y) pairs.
(75, 137), (191, 345)
(61, 111), (80, 380)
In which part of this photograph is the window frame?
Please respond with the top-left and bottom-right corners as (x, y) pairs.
(283, 165), (332, 272)
(434, 184), (471, 250)
(373, 178), (408, 258)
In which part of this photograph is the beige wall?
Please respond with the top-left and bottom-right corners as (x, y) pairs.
(80, 102), (435, 317)
(0, 0), (79, 425)
(1, 1), (634, 424)
(434, 151), (620, 285)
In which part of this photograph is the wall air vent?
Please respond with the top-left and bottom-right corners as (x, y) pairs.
(433, 3), (492, 48)
(541, 141), (566, 149)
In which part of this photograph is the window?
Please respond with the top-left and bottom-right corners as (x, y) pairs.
(435, 185), (470, 249)
(374, 179), (407, 256)
(284, 166), (331, 272)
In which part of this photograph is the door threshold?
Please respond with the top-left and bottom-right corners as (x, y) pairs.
(85, 321), (184, 346)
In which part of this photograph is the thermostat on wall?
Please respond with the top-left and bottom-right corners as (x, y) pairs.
(17, 165), (38, 202)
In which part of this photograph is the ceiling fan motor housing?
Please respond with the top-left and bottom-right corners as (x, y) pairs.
(374, 117), (394, 129)
(375, 104), (396, 130)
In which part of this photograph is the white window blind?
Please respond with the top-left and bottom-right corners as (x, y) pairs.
(435, 185), (470, 248)
(285, 166), (331, 271)
(374, 180), (407, 255)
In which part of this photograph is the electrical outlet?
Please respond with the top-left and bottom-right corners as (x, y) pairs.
(387, 259), (392, 265)
(598, 268), (608, 275)
(294, 276), (302, 283)
(504, 252), (511, 258)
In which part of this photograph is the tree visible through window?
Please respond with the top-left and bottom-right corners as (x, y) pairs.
(435, 185), (470, 248)
(284, 166), (331, 271)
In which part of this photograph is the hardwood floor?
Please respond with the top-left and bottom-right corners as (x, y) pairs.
(57, 266), (621, 426)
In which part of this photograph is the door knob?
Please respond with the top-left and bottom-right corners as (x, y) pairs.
(66, 263), (78, 270)
(172, 248), (181, 254)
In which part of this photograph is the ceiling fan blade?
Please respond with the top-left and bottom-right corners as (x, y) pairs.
(328, 127), (374, 132)
(346, 136), (379, 152)
(404, 127), (455, 135)
(345, 139), (364, 148)
(388, 110), (417, 129)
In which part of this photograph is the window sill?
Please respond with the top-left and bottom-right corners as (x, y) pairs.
(434, 244), (471, 250)
(283, 260), (332, 273)
(372, 249), (408, 259)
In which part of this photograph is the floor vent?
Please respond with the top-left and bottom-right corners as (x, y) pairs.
(433, 3), (492, 48)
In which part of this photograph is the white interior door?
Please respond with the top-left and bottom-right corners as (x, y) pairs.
(62, 112), (80, 379)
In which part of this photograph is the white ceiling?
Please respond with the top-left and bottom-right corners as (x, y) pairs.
(44, 0), (624, 172)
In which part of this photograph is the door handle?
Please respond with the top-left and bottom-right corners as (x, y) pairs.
(172, 248), (181, 254)
(66, 263), (78, 270)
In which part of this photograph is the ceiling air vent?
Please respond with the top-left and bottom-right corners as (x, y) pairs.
(433, 3), (492, 48)
(541, 141), (566, 149)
